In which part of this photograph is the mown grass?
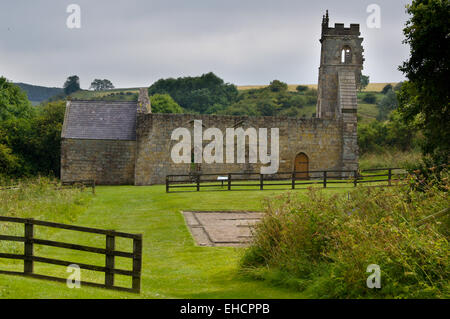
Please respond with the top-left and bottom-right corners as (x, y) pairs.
(0, 180), (319, 299)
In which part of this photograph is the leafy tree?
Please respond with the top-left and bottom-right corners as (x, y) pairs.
(90, 79), (115, 91)
(362, 93), (377, 104)
(0, 78), (34, 176)
(150, 94), (183, 114)
(381, 84), (393, 94)
(268, 80), (288, 92)
(377, 89), (399, 121)
(296, 85), (308, 92)
(358, 110), (418, 153)
(393, 82), (403, 92)
(149, 72), (238, 114)
(398, 0), (449, 160)
(0, 77), (34, 121)
(29, 101), (66, 176)
(359, 75), (369, 91)
(257, 99), (278, 116)
(63, 75), (81, 95)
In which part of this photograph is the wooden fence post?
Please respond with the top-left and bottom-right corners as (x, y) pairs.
(24, 219), (34, 274)
(132, 235), (143, 293)
(323, 171), (327, 188)
(292, 173), (295, 189)
(196, 175), (200, 192)
(354, 170), (358, 187)
(166, 176), (169, 193)
(92, 180), (96, 195)
(105, 233), (115, 288)
(260, 174), (264, 190)
(388, 168), (392, 186)
(227, 173), (231, 191)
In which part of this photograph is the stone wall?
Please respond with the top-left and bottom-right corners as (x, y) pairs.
(135, 113), (345, 185)
(61, 139), (136, 185)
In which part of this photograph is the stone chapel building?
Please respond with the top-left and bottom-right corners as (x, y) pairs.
(61, 12), (363, 185)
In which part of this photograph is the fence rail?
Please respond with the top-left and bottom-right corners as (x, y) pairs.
(0, 180), (95, 194)
(0, 216), (142, 293)
(166, 168), (406, 193)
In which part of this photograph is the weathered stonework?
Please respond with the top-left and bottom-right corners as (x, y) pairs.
(61, 139), (136, 185)
(60, 12), (363, 185)
(134, 113), (344, 185)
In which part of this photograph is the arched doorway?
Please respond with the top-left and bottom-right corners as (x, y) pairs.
(294, 153), (309, 179)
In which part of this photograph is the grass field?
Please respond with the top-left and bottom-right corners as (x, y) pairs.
(1, 185), (356, 299)
(69, 83), (395, 102)
(238, 83), (397, 93)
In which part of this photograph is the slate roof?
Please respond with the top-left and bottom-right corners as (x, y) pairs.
(62, 100), (137, 140)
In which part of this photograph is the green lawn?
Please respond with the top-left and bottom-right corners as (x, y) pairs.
(1, 185), (345, 299)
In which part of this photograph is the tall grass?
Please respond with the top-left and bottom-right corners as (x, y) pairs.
(359, 149), (422, 170)
(0, 177), (92, 254)
(241, 171), (449, 298)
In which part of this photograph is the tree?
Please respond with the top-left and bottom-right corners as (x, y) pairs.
(0, 78), (34, 176)
(150, 94), (183, 114)
(148, 72), (238, 114)
(268, 80), (288, 92)
(0, 77), (33, 121)
(398, 0), (449, 160)
(359, 75), (369, 92)
(377, 89), (399, 121)
(296, 85), (308, 92)
(362, 93), (377, 104)
(90, 79), (115, 91)
(29, 101), (66, 176)
(63, 75), (81, 95)
(381, 84), (393, 94)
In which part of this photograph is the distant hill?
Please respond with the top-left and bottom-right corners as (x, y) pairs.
(14, 83), (63, 105)
(237, 83), (397, 92)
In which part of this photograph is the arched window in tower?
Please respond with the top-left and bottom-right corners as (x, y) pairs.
(341, 46), (352, 64)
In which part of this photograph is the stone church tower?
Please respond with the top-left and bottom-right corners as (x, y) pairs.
(316, 11), (364, 172)
(60, 13), (363, 185)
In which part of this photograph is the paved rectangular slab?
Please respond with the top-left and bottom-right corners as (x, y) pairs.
(182, 211), (264, 247)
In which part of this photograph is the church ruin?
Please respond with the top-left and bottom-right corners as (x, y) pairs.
(61, 12), (363, 185)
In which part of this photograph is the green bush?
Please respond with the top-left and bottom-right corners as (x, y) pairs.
(241, 173), (449, 298)
(362, 93), (377, 104)
(150, 93), (183, 114)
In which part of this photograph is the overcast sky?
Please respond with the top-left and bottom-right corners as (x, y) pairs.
(0, 0), (411, 89)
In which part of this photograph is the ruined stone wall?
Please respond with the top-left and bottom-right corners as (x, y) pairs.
(61, 139), (136, 185)
(135, 113), (345, 185)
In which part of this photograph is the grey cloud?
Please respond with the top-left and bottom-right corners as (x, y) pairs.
(0, 0), (411, 88)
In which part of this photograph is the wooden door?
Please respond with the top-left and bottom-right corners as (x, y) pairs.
(294, 153), (309, 179)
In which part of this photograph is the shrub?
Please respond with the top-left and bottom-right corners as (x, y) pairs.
(362, 93), (377, 104)
(381, 84), (393, 94)
(296, 85), (308, 92)
(241, 173), (449, 298)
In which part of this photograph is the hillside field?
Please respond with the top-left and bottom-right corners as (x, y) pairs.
(238, 83), (397, 93)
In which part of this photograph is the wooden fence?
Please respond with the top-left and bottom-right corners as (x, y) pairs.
(0, 216), (142, 293)
(0, 180), (95, 194)
(166, 168), (406, 193)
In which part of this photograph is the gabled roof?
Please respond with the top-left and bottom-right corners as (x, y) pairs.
(61, 100), (137, 140)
